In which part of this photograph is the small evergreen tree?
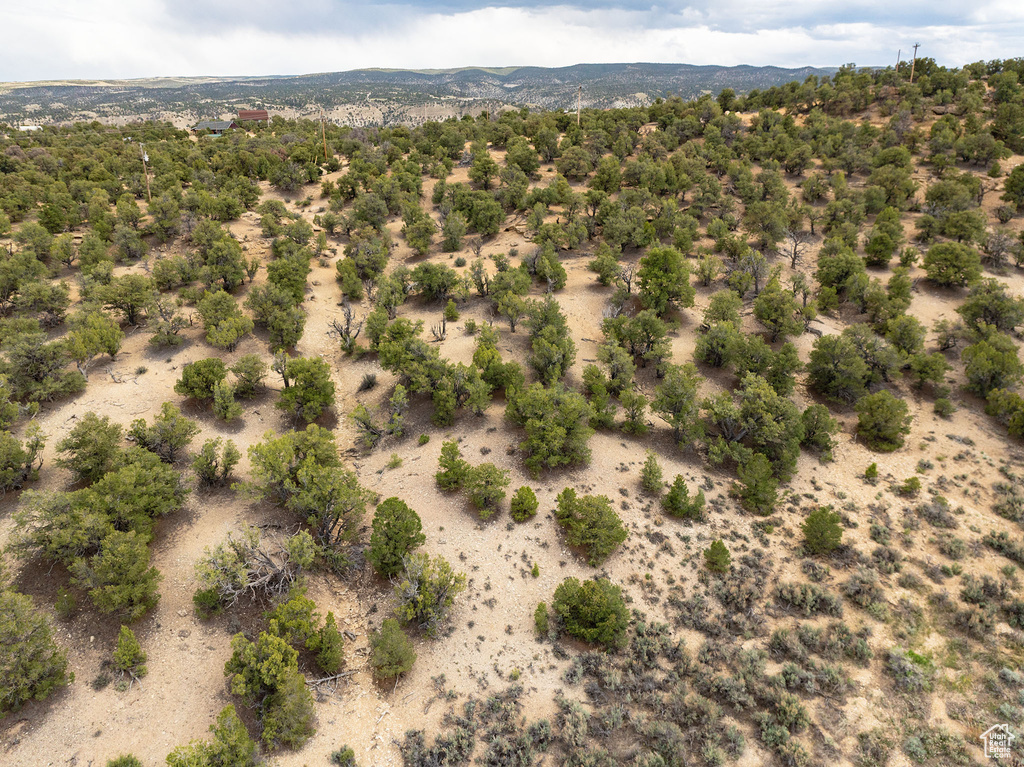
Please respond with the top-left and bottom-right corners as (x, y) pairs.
(113, 625), (147, 678)
(800, 404), (840, 461)
(855, 391), (912, 452)
(71, 530), (161, 621)
(464, 463), (510, 519)
(231, 354), (268, 398)
(129, 402), (200, 462)
(192, 438), (241, 486)
(315, 613), (345, 675)
(213, 380), (243, 421)
(55, 411), (123, 484)
(367, 497), (425, 578)
(0, 590), (72, 714)
(174, 358), (227, 401)
(534, 602), (549, 635)
(640, 451), (663, 494)
(370, 619), (416, 679)
(802, 506), (844, 555)
(703, 540), (731, 573)
(735, 453), (778, 516)
(554, 488), (628, 566)
(662, 475), (705, 520)
(166, 705), (258, 767)
(435, 440), (470, 490)
(277, 356), (335, 423)
(224, 629), (315, 749)
(510, 486), (539, 522)
(393, 553), (466, 637)
(552, 577), (629, 650)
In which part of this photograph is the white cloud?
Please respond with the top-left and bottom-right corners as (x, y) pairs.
(0, 1), (1020, 81)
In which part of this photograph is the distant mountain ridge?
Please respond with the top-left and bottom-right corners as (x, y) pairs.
(0, 62), (840, 126)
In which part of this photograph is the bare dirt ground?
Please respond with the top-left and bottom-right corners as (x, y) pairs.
(1, 137), (1024, 767)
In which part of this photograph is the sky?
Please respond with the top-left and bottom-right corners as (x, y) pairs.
(1, 0), (1022, 82)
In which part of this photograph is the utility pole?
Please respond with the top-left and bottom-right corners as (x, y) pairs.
(577, 86), (582, 127)
(139, 142), (151, 203)
(909, 43), (920, 84)
(895, 49), (901, 74)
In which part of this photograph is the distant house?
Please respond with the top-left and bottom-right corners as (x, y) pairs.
(192, 120), (237, 135)
(238, 109), (269, 123)
(17, 125), (42, 132)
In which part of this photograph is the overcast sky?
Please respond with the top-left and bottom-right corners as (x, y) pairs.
(2, 0), (1022, 82)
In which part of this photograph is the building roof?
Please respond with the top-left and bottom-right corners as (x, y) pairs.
(238, 110), (269, 122)
(193, 120), (237, 132)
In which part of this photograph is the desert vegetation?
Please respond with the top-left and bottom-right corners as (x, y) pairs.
(0, 55), (1023, 766)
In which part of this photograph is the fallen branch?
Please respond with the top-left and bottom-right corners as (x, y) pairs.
(305, 670), (356, 685)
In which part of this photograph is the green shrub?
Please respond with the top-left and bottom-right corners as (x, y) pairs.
(54, 588), (76, 621)
(552, 577), (629, 650)
(856, 391), (912, 452)
(393, 553), (466, 637)
(435, 439), (470, 490)
(230, 354), (268, 398)
(735, 453), (778, 515)
(510, 486), (539, 522)
(367, 497), (425, 578)
(191, 438), (241, 487)
(276, 355), (335, 423)
(534, 602), (549, 635)
(640, 451), (663, 494)
(55, 412), (123, 485)
(802, 506), (843, 555)
(113, 625), (147, 678)
(314, 613), (345, 675)
(212, 381), (243, 421)
(70, 530), (162, 621)
(554, 488), (628, 566)
(106, 757), (143, 767)
(370, 619), (416, 679)
(465, 463), (510, 518)
(662, 475), (705, 520)
(704, 540), (731, 573)
(0, 590), (72, 714)
(129, 401), (200, 462)
(193, 587), (222, 619)
(174, 358), (227, 401)
(330, 746), (358, 766)
(224, 630), (315, 749)
(895, 477), (922, 497)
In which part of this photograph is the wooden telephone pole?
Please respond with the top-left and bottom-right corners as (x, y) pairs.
(909, 43), (920, 84)
(577, 86), (582, 127)
(139, 142), (151, 203)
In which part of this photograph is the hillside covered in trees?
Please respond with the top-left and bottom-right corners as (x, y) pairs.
(0, 62), (837, 127)
(1, 57), (1024, 767)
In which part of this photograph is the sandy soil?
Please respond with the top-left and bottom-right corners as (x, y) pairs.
(1, 133), (1023, 767)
